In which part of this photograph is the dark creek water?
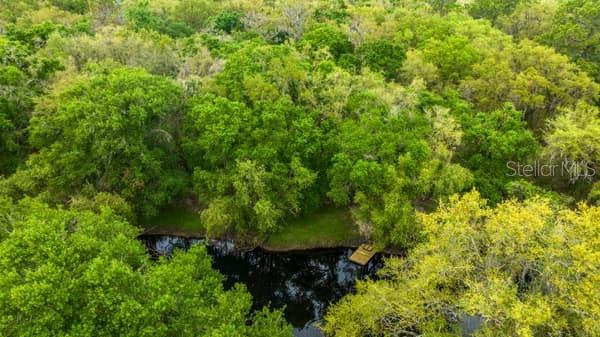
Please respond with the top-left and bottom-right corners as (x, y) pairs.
(140, 235), (383, 337)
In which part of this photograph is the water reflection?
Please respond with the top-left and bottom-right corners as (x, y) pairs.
(140, 235), (382, 337)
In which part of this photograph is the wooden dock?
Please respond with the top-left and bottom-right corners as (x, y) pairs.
(349, 244), (376, 265)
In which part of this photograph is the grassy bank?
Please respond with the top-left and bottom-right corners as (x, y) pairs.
(143, 207), (362, 250)
(143, 207), (205, 237)
(263, 208), (362, 251)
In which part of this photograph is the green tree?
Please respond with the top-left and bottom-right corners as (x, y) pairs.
(427, 0), (458, 15)
(125, 0), (195, 38)
(357, 39), (406, 80)
(0, 0), (40, 23)
(0, 27), (62, 175)
(50, 0), (88, 14)
(44, 26), (180, 76)
(423, 35), (480, 84)
(588, 181), (600, 205)
(545, 102), (600, 166)
(386, 7), (597, 132)
(461, 40), (598, 131)
(327, 98), (472, 248)
(496, 1), (557, 41)
(0, 42), (33, 175)
(184, 94), (321, 237)
(0, 198), (292, 337)
(172, 0), (218, 31)
(325, 191), (600, 336)
(206, 42), (310, 104)
(9, 66), (186, 217)
(541, 0), (600, 81)
(543, 102), (600, 193)
(457, 104), (539, 203)
(300, 24), (353, 60)
(468, 0), (522, 23)
(212, 10), (245, 33)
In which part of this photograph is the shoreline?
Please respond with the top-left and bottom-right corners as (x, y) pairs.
(139, 226), (404, 255)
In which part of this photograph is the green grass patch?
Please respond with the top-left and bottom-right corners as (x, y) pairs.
(143, 207), (205, 236)
(264, 208), (361, 250)
(144, 206), (362, 250)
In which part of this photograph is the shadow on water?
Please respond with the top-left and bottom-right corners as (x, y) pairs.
(140, 235), (383, 337)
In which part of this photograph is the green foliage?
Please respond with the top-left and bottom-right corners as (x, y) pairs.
(505, 179), (573, 206)
(1, 0), (598, 249)
(423, 35), (480, 84)
(314, 1), (350, 23)
(0, 28), (63, 175)
(172, 0), (218, 31)
(0, 0), (40, 22)
(125, 1), (195, 38)
(327, 98), (473, 248)
(45, 26), (180, 76)
(496, 1), (557, 40)
(325, 191), (600, 336)
(184, 93), (321, 237)
(475, 0), (600, 83)
(468, 0), (522, 23)
(461, 39), (598, 131)
(300, 24), (354, 60)
(427, 0), (459, 15)
(208, 42), (310, 102)
(0, 195), (14, 240)
(588, 181), (600, 205)
(357, 39), (406, 80)
(0, 199), (292, 337)
(457, 104), (539, 203)
(9, 66), (186, 217)
(50, 0), (88, 14)
(212, 10), (244, 33)
(0, 58), (33, 174)
(181, 42), (332, 237)
(70, 187), (136, 224)
(3, 2), (600, 336)
(388, 9), (598, 132)
(5, 21), (61, 49)
(541, 0), (600, 81)
(543, 102), (600, 192)
(545, 102), (600, 165)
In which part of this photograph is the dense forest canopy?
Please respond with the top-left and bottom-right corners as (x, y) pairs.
(325, 191), (599, 336)
(0, 197), (291, 337)
(0, 0), (598, 336)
